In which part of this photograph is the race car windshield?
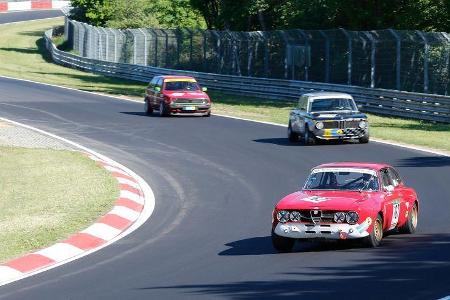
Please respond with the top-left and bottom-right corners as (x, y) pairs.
(310, 98), (356, 112)
(304, 170), (379, 191)
(165, 81), (200, 91)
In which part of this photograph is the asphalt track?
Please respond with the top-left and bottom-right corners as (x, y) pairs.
(1, 11), (450, 300)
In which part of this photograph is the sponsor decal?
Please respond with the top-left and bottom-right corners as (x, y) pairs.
(164, 78), (196, 82)
(312, 168), (377, 176)
(339, 231), (348, 240)
(389, 199), (401, 230)
(302, 196), (329, 203)
(171, 92), (185, 96)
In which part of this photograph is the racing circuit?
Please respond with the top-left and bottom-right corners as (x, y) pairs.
(1, 10), (450, 300)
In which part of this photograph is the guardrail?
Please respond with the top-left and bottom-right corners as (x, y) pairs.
(44, 29), (450, 123)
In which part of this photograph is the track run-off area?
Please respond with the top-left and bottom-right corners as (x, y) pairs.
(1, 11), (450, 300)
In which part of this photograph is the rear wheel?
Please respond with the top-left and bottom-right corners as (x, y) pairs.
(363, 214), (383, 247)
(287, 122), (299, 142)
(399, 202), (418, 234)
(144, 99), (153, 115)
(272, 230), (295, 253)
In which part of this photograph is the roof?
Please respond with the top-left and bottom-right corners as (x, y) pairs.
(314, 162), (391, 171)
(157, 75), (196, 80)
(302, 92), (353, 99)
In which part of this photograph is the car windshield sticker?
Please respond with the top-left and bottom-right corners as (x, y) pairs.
(164, 78), (197, 82)
(312, 168), (377, 176)
(302, 196), (329, 203)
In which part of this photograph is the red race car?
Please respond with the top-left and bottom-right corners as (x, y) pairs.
(144, 75), (211, 117)
(272, 162), (419, 251)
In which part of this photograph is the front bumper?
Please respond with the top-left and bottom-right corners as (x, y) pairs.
(274, 220), (371, 240)
(314, 128), (367, 140)
(169, 104), (211, 116)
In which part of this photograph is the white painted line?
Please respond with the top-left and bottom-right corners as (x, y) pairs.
(438, 296), (450, 300)
(109, 206), (140, 221)
(0, 267), (23, 283)
(0, 117), (155, 288)
(35, 243), (84, 262)
(116, 177), (139, 189)
(81, 223), (122, 241)
(119, 190), (144, 205)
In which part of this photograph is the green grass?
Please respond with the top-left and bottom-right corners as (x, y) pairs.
(0, 147), (118, 263)
(0, 18), (449, 153)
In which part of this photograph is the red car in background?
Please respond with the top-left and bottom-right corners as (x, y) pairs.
(272, 162), (419, 251)
(144, 75), (211, 117)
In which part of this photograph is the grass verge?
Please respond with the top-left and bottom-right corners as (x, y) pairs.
(0, 147), (118, 263)
(0, 18), (449, 153)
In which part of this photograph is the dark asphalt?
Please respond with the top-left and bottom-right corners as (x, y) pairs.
(0, 10), (62, 24)
(1, 12), (450, 300)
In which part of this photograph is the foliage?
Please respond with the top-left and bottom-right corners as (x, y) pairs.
(189, 0), (450, 32)
(70, 0), (206, 29)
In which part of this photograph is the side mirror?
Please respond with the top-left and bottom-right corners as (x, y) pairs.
(155, 86), (161, 92)
(384, 185), (394, 193)
(202, 87), (208, 92)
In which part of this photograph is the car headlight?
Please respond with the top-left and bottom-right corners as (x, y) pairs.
(334, 212), (346, 223)
(346, 211), (359, 224)
(315, 121), (324, 130)
(276, 210), (290, 223)
(359, 120), (367, 129)
(289, 211), (301, 222)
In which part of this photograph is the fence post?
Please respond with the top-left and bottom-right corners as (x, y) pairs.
(94, 27), (101, 60)
(363, 31), (376, 88)
(138, 28), (148, 65)
(210, 30), (221, 73)
(148, 29), (158, 66)
(340, 28), (352, 85)
(279, 31), (289, 79)
(111, 29), (118, 63)
(442, 32), (450, 95)
(319, 30), (330, 83)
(186, 28), (194, 66)
(296, 29), (309, 81)
(102, 28), (109, 61)
(416, 31), (429, 93)
(388, 29), (401, 91)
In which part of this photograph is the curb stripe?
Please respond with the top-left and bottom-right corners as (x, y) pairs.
(115, 198), (144, 212)
(0, 267), (23, 280)
(63, 233), (106, 250)
(81, 223), (122, 241)
(116, 177), (140, 189)
(35, 243), (84, 262)
(119, 183), (140, 194)
(6, 254), (55, 273)
(119, 190), (144, 205)
(111, 172), (135, 182)
(98, 214), (132, 230)
(109, 206), (140, 221)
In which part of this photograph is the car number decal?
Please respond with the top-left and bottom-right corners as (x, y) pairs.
(390, 199), (401, 230)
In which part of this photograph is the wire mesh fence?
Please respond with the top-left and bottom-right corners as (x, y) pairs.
(65, 17), (450, 95)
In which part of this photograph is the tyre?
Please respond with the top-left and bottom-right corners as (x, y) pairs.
(359, 132), (369, 144)
(144, 99), (153, 115)
(302, 127), (316, 145)
(271, 230), (295, 253)
(363, 214), (383, 247)
(399, 202), (418, 234)
(203, 110), (211, 117)
(287, 122), (299, 142)
(159, 101), (169, 117)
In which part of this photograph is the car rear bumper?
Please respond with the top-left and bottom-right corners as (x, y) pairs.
(274, 220), (371, 240)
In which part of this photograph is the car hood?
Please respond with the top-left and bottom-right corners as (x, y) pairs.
(276, 190), (371, 210)
(311, 111), (366, 120)
(163, 91), (209, 99)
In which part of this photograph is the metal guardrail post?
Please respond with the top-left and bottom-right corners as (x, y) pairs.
(148, 29), (158, 66)
(319, 30), (330, 83)
(363, 31), (376, 88)
(442, 32), (450, 95)
(340, 28), (352, 85)
(138, 28), (148, 66)
(388, 29), (401, 91)
(416, 30), (429, 93)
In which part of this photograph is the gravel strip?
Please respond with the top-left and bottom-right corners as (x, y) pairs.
(0, 120), (74, 150)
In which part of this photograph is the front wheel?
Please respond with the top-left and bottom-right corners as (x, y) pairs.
(272, 230), (295, 253)
(399, 202), (418, 234)
(363, 214), (383, 247)
(302, 128), (316, 145)
(359, 133), (369, 144)
(159, 101), (169, 117)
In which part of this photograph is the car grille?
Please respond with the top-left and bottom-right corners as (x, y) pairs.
(322, 120), (360, 129)
(174, 98), (207, 104)
(286, 210), (338, 223)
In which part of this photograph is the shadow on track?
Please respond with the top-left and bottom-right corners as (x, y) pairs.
(140, 234), (450, 299)
(395, 156), (450, 168)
